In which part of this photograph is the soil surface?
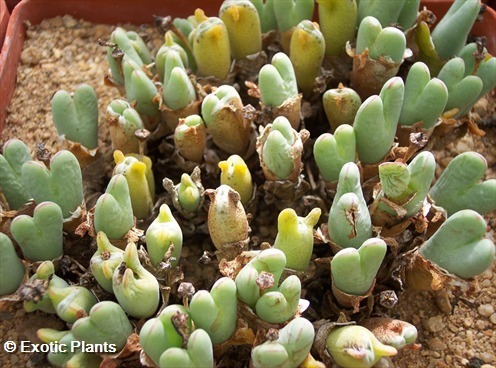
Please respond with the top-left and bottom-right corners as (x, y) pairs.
(0, 15), (495, 368)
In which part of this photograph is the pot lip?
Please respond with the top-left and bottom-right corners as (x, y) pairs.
(0, 0), (496, 131)
(0, 0), (9, 53)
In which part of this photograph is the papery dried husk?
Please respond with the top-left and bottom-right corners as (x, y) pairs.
(160, 98), (202, 134)
(62, 204), (86, 234)
(347, 46), (405, 100)
(425, 115), (469, 151)
(401, 248), (451, 291)
(218, 250), (258, 279)
(261, 178), (312, 211)
(215, 237), (251, 263)
(396, 122), (435, 148)
(207, 96), (253, 157)
(107, 115), (139, 155)
(100, 333), (141, 368)
(259, 95), (303, 130)
(331, 278), (376, 313)
(314, 319), (356, 367)
(214, 318), (256, 361)
(63, 139), (99, 169)
(0, 200), (36, 234)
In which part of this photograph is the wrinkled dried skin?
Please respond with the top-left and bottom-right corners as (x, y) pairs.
(349, 49), (401, 100)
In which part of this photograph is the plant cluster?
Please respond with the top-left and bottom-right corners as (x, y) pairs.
(1, 0), (495, 367)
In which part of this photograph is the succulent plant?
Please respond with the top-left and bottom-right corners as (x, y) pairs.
(328, 162), (372, 249)
(94, 174), (134, 240)
(122, 56), (160, 124)
(372, 151), (436, 225)
(273, 207), (321, 271)
(202, 85), (252, 155)
(251, 317), (315, 368)
(159, 328), (214, 368)
(190, 277), (237, 344)
(258, 52), (300, 125)
(353, 77), (404, 165)
(161, 53), (197, 111)
(273, 0), (315, 53)
(331, 238), (387, 296)
(71, 301), (133, 351)
(220, 0), (262, 60)
(317, 0), (357, 57)
(112, 241), (160, 318)
(173, 115), (207, 163)
(313, 124), (356, 183)
(249, 0), (277, 33)
(0, 138), (32, 210)
(146, 204), (183, 267)
(429, 152), (496, 216)
(21, 150), (84, 219)
(437, 57), (484, 118)
(23, 261), (69, 314)
(351, 17), (408, 99)
(139, 304), (192, 366)
(38, 329), (102, 368)
(51, 84), (99, 150)
(192, 9), (232, 80)
(458, 43), (496, 101)
(48, 285), (98, 323)
(107, 99), (144, 155)
(399, 62), (448, 129)
(156, 32), (190, 83)
(325, 325), (397, 368)
(206, 184), (249, 252)
(0, 233), (25, 296)
(419, 209), (495, 279)
(430, 0), (482, 61)
(235, 248), (301, 323)
(105, 26), (152, 86)
(322, 84), (362, 132)
(355, 16), (407, 63)
(219, 154), (254, 205)
(113, 150), (155, 220)
(10, 201), (64, 261)
(357, 0), (420, 29)
(289, 20), (325, 96)
(163, 168), (204, 215)
(90, 231), (125, 293)
(257, 116), (307, 182)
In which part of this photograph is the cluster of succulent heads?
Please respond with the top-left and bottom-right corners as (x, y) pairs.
(0, 0), (495, 367)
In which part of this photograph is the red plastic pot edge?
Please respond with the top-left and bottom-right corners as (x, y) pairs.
(0, 0), (9, 52)
(0, 0), (495, 132)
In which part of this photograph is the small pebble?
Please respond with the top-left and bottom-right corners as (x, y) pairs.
(478, 304), (495, 318)
(424, 315), (445, 332)
(464, 317), (473, 328)
(480, 353), (495, 364)
(426, 337), (447, 351)
(475, 320), (487, 330)
(490, 313), (496, 325)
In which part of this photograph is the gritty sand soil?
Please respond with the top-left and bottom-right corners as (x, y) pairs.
(0, 15), (495, 368)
